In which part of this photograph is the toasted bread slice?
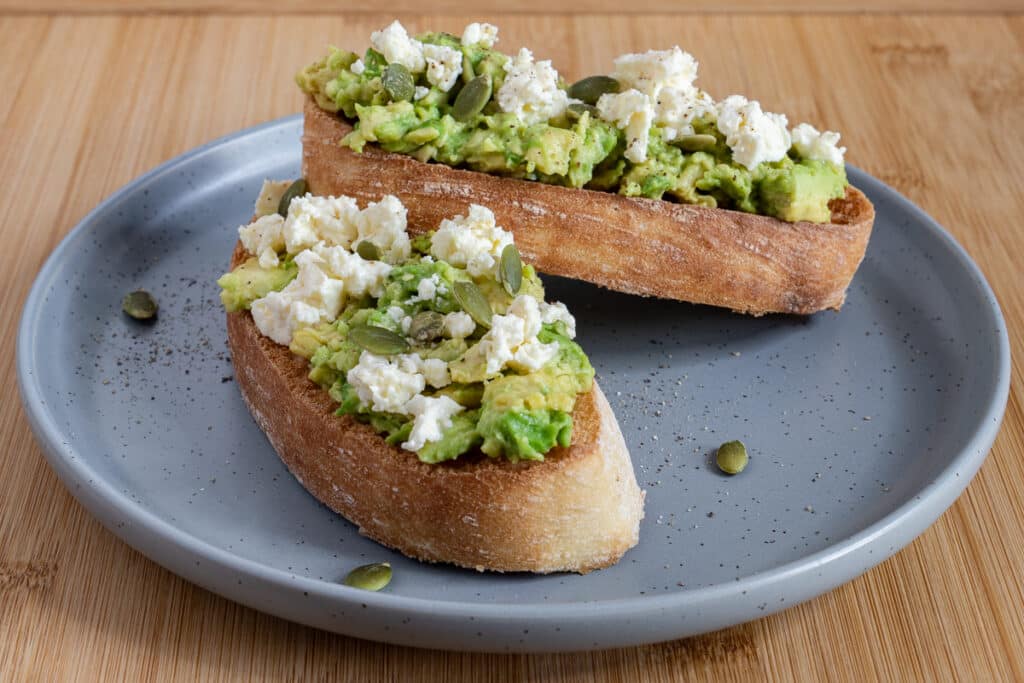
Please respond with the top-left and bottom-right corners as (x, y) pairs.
(226, 243), (645, 573)
(302, 98), (875, 316)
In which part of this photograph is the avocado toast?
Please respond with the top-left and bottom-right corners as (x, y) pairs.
(298, 21), (874, 315)
(218, 186), (644, 573)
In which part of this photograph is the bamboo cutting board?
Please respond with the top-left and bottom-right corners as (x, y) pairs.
(1, 5), (1022, 681)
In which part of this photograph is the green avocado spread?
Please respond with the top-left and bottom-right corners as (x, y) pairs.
(219, 184), (592, 464)
(297, 22), (849, 223)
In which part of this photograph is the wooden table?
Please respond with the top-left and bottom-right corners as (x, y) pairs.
(2, 2), (1021, 680)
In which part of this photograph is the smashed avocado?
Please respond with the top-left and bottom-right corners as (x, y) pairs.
(297, 31), (848, 223)
(220, 226), (593, 465)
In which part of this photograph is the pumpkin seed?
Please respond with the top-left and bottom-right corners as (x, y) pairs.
(452, 74), (492, 122)
(498, 244), (523, 296)
(356, 240), (381, 261)
(122, 290), (158, 321)
(716, 440), (749, 475)
(342, 562), (392, 591)
(461, 54), (475, 83)
(566, 102), (599, 120)
(408, 310), (445, 342)
(452, 280), (493, 328)
(348, 324), (410, 355)
(567, 75), (620, 105)
(382, 63), (415, 102)
(673, 134), (718, 152)
(277, 178), (307, 217)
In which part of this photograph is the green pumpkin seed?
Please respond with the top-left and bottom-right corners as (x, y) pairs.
(277, 178), (307, 217)
(356, 240), (381, 261)
(122, 290), (158, 321)
(382, 63), (415, 102)
(716, 440), (749, 475)
(567, 75), (620, 105)
(452, 280), (493, 328)
(461, 54), (475, 83)
(348, 324), (410, 355)
(498, 244), (523, 296)
(342, 562), (392, 591)
(673, 134), (718, 152)
(408, 310), (445, 342)
(451, 74), (492, 122)
(566, 102), (599, 121)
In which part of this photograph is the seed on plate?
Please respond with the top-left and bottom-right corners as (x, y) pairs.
(716, 440), (748, 475)
(122, 290), (158, 321)
(342, 562), (392, 591)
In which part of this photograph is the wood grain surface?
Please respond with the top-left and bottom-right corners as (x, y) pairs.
(1, 9), (1022, 682)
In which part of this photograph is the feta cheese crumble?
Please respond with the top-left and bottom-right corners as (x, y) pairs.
(238, 213), (285, 269)
(430, 204), (514, 277)
(370, 20), (426, 73)
(422, 43), (463, 92)
(539, 301), (576, 339)
(612, 47), (699, 99)
(597, 89), (655, 164)
(790, 123), (846, 166)
(402, 395), (464, 452)
(715, 95), (791, 170)
(346, 351), (458, 450)
(496, 48), (569, 126)
(250, 250), (345, 345)
(461, 22), (498, 48)
(281, 194), (360, 254)
(443, 311), (476, 339)
(472, 294), (560, 376)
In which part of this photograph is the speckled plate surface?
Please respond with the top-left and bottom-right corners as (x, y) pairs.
(18, 115), (1010, 653)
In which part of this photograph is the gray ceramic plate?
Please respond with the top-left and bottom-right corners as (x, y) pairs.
(17, 115), (1010, 653)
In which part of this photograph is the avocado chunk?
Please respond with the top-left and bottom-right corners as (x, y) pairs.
(759, 160), (847, 223)
(217, 257), (296, 312)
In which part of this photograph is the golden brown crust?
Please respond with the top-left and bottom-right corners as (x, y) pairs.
(302, 98), (875, 315)
(227, 244), (644, 573)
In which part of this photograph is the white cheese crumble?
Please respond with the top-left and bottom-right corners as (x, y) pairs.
(414, 86), (429, 101)
(539, 300), (576, 339)
(353, 195), (412, 263)
(402, 395), (464, 452)
(496, 48), (569, 126)
(422, 43), (463, 92)
(250, 250), (345, 345)
(370, 20), (426, 73)
(790, 122), (846, 166)
(715, 95), (791, 170)
(612, 47), (699, 99)
(347, 351), (427, 413)
(312, 244), (392, 299)
(653, 87), (716, 141)
(597, 88), (654, 164)
(282, 194), (360, 254)
(443, 311), (476, 339)
(238, 213), (286, 269)
(461, 22), (498, 48)
(430, 204), (514, 277)
(350, 58), (366, 76)
(472, 294), (559, 376)
(409, 273), (445, 303)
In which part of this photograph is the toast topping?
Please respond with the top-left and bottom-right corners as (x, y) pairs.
(220, 186), (591, 464)
(297, 21), (850, 222)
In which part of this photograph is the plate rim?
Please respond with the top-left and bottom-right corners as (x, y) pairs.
(16, 114), (1012, 638)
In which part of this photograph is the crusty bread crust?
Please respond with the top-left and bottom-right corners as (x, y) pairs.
(227, 244), (644, 573)
(302, 98), (875, 315)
